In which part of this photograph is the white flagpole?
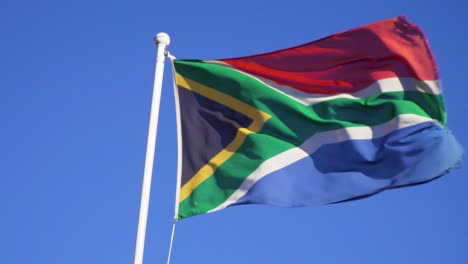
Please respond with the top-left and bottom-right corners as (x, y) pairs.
(134, 32), (170, 264)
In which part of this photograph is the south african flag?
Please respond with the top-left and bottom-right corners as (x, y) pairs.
(172, 16), (462, 219)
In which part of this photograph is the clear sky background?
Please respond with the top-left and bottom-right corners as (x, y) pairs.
(2, 1), (467, 263)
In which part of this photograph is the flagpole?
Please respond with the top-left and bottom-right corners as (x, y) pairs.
(133, 32), (170, 264)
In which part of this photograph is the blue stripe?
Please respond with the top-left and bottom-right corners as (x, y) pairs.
(233, 122), (462, 207)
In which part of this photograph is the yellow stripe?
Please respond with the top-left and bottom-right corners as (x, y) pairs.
(175, 73), (271, 203)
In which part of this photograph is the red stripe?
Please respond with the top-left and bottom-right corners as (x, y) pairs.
(220, 16), (438, 95)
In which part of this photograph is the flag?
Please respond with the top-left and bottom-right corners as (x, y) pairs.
(172, 16), (462, 219)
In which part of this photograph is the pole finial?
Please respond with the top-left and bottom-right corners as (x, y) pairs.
(155, 32), (170, 46)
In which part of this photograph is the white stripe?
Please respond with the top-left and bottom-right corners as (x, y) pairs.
(204, 61), (441, 106)
(208, 114), (437, 213)
(259, 77), (441, 106)
(170, 58), (183, 220)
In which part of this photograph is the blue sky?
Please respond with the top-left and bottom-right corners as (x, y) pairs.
(2, 0), (467, 263)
